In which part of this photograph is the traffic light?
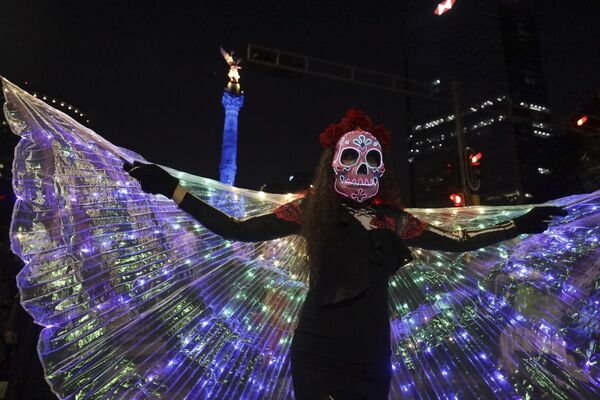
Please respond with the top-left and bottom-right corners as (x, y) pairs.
(570, 114), (600, 135)
(450, 193), (464, 207)
(469, 152), (482, 166)
(465, 147), (482, 191)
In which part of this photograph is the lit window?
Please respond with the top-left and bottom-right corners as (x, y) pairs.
(537, 167), (550, 175)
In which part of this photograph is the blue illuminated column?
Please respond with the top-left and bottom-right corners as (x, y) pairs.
(219, 92), (244, 186)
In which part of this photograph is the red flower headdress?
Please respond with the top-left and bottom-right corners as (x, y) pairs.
(319, 109), (391, 151)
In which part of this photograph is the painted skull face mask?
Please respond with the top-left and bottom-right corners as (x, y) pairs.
(332, 130), (385, 203)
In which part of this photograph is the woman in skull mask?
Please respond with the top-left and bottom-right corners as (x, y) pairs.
(125, 109), (565, 400)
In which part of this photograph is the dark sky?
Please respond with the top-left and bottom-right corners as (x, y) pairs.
(1, 0), (599, 198)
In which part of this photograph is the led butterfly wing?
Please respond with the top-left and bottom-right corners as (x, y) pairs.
(3, 77), (308, 399)
(386, 195), (600, 399)
(4, 76), (599, 400)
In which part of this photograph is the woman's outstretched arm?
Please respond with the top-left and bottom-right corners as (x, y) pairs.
(124, 161), (302, 242)
(398, 206), (566, 252)
(399, 215), (517, 252)
(174, 185), (301, 242)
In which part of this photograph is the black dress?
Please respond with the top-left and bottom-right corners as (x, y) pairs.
(176, 194), (519, 400)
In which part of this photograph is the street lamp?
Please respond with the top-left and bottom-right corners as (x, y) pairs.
(434, 0), (457, 16)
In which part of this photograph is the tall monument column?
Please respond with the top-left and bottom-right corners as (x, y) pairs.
(219, 47), (244, 186)
(219, 93), (243, 185)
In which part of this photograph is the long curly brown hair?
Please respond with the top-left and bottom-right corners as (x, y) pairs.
(301, 122), (403, 284)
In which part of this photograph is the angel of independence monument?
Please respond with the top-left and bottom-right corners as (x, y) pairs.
(219, 47), (244, 186)
(216, 48), (246, 219)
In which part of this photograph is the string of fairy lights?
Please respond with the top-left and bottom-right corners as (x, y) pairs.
(30, 89), (90, 123)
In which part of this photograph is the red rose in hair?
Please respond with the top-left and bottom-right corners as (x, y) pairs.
(371, 125), (391, 149)
(319, 123), (345, 148)
(339, 109), (373, 132)
(319, 108), (391, 151)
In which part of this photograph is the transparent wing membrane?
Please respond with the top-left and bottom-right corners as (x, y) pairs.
(3, 77), (599, 399)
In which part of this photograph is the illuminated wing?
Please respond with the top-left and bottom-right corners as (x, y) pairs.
(3, 77), (307, 399)
(387, 194), (600, 399)
(3, 76), (599, 400)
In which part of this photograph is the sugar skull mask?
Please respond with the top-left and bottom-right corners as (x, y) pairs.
(332, 130), (385, 203)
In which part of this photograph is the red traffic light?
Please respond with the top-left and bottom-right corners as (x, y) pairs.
(446, 161), (453, 174)
(576, 116), (588, 126)
(450, 193), (464, 207)
(570, 114), (600, 135)
(469, 152), (483, 166)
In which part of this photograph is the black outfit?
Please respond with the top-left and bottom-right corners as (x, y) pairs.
(177, 193), (519, 400)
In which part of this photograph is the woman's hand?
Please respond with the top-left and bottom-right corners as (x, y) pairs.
(512, 206), (567, 234)
(124, 161), (179, 198)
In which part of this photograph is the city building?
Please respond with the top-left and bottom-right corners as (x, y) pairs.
(403, 0), (556, 206)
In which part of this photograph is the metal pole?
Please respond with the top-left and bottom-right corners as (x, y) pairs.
(452, 81), (470, 205)
(246, 44), (452, 104)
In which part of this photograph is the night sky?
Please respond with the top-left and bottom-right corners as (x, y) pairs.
(1, 0), (599, 200)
